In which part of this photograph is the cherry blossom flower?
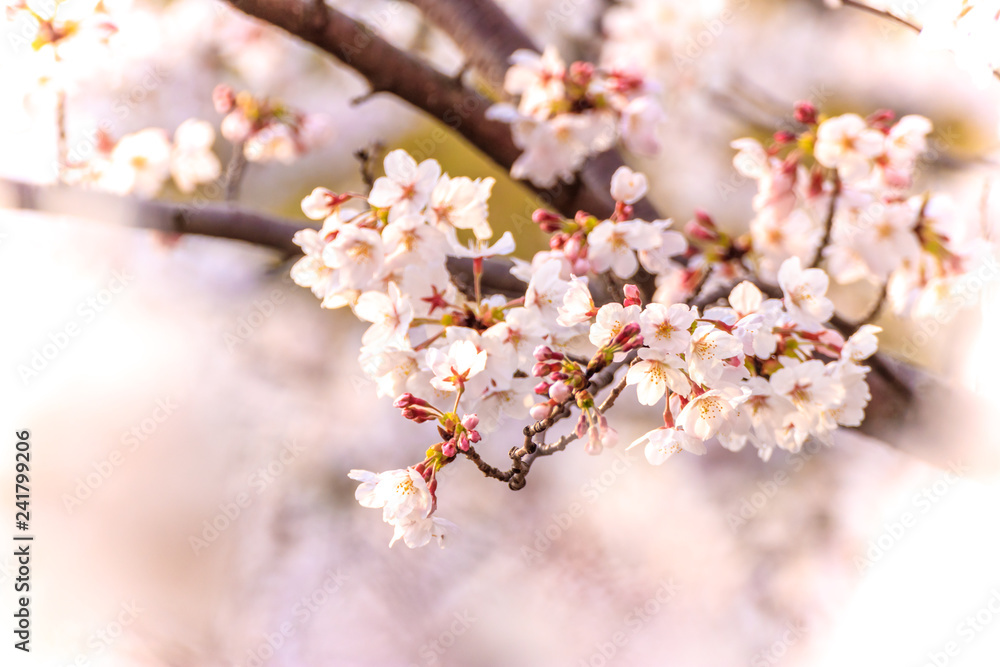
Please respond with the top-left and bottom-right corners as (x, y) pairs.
(556, 275), (598, 327)
(429, 175), (496, 239)
(348, 467), (432, 523)
(322, 225), (384, 290)
(169, 119), (221, 194)
(769, 360), (846, 431)
(626, 348), (689, 405)
(445, 230), (516, 259)
(359, 348), (420, 398)
(777, 257), (835, 332)
(390, 515), (456, 548)
(841, 324), (881, 363)
(686, 324), (743, 386)
(526, 259), (572, 325)
(628, 427), (706, 465)
(619, 95), (663, 156)
(301, 187), (342, 220)
(99, 128), (172, 198)
(639, 303), (695, 355)
(637, 219), (688, 275)
(368, 149), (442, 220)
(676, 386), (746, 441)
(354, 283), (414, 349)
(503, 46), (566, 118)
(383, 215), (450, 271)
(426, 340), (488, 392)
(610, 166), (648, 204)
(494, 109), (617, 187)
(348, 468), (453, 548)
(814, 113), (884, 181)
(589, 303), (641, 348)
(484, 307), (546, 367)
(885, 115), (933, 167)
(588, 220), (660, 278)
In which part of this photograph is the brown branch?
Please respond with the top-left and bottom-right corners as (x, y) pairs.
(4, 176), (995, 474)
(224, 0), (655, 223)
(401, 0), (533, 91)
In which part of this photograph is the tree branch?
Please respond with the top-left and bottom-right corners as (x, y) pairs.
(222, 0), (657, 224)
(3, 176), (994, 474)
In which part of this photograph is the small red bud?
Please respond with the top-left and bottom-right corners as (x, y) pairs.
(793, 101), (817, 125)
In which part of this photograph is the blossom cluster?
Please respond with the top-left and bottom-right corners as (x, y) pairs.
(726, 103), (990, 318)
(617, 261), (881, 464)
(514, 166), (687, 283)
(62, 88), (327, 198)
(487, 46), (663, 187)
(213, 85), (329, 164)
(64, 119), (221, 197)
(293, 146), (890, 548)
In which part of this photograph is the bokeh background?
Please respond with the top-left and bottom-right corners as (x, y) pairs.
(3, 0), (1000, 665)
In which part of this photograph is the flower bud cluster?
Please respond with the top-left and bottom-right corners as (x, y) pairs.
(487, 47), (663, 187)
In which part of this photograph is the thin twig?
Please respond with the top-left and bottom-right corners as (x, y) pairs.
(811, 172), (841, 268)
(224, 142), (248, 201)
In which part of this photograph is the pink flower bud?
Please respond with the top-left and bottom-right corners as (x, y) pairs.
(568, 61), (594, 85)
(586, 426), (603, 455)
(773, 130), (796, 144)
(623, 284), (641, 307)
(213, 84), (235, 114)
(611, 322), (642, 347)
(461, 414), (479, 430)
(549, 380), (572, 403)
(575, 414), (589, 439)
(442, 441), (457, 458)
(533, 209), (562, 232)
(530, 402), (552, 420)
(793, 101), (817, 125)
(534, 381), (551, 395)
(401, 407), (436, 424)
(394, 393), (429, 409)
(563, 234), (583, 259)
